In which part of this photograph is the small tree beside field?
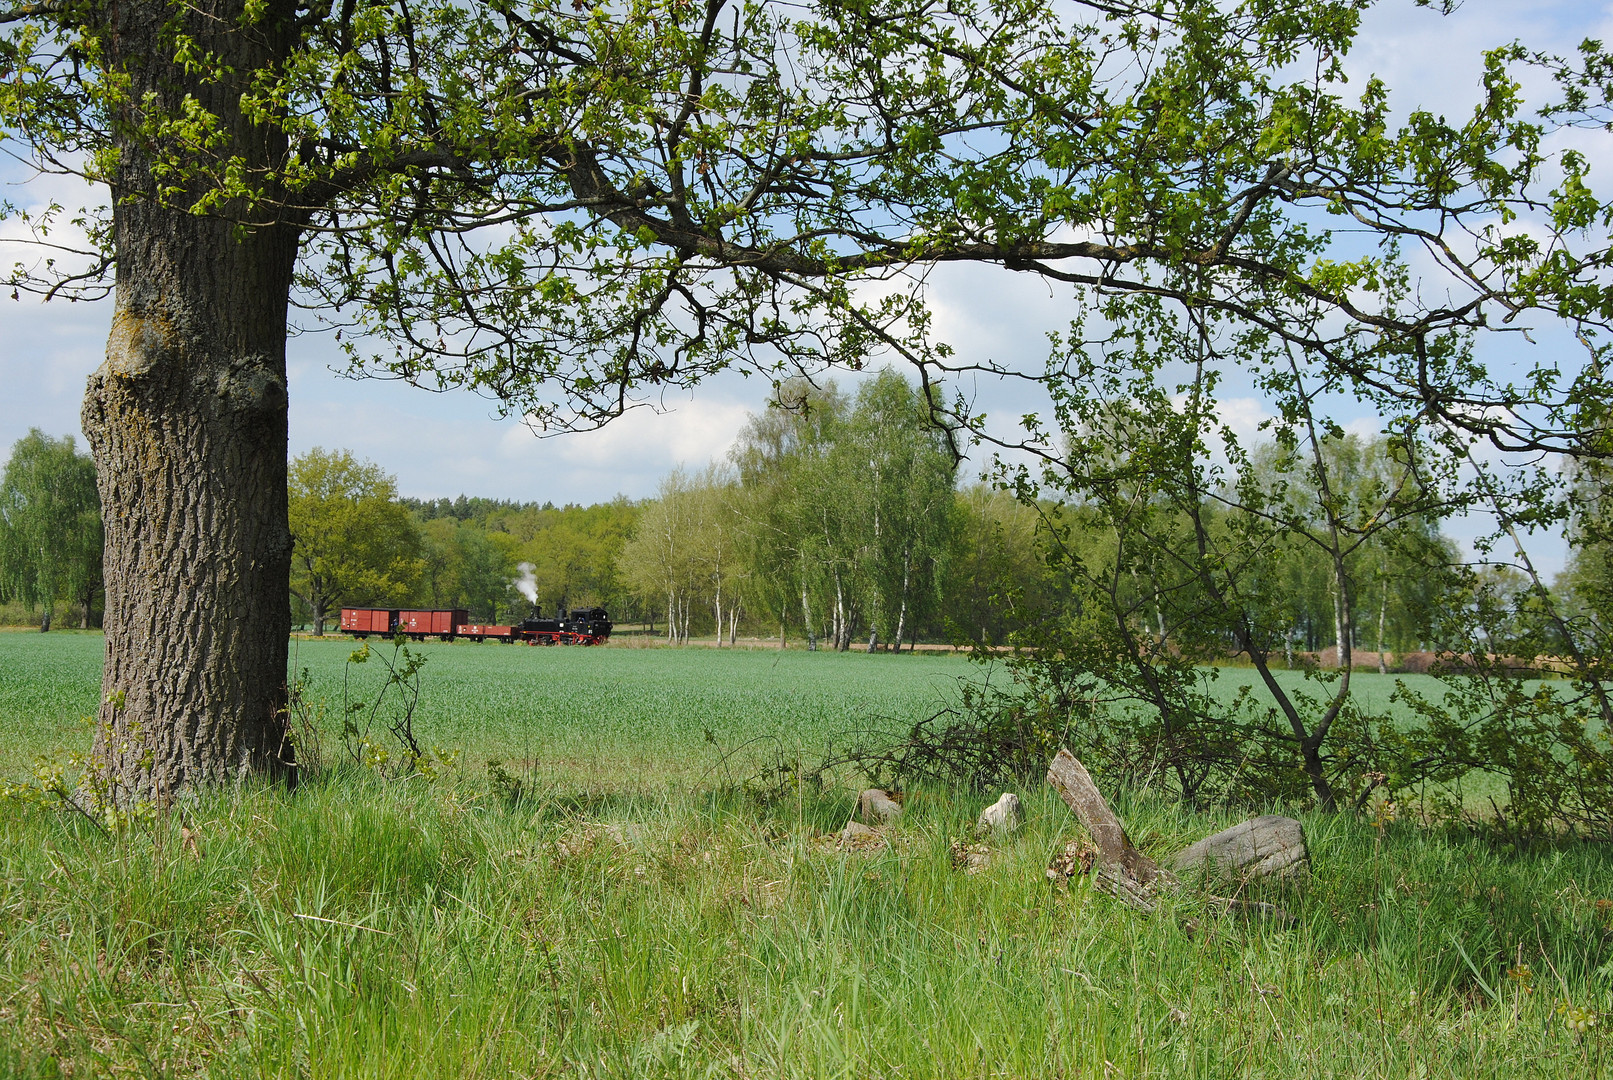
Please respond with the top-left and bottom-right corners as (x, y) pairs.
(0, 430), (102, 631)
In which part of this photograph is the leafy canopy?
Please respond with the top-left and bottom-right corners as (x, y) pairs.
(288, 447), (424, 623)
(3, 0), (1610, 463)
(0, 430), (101, 622)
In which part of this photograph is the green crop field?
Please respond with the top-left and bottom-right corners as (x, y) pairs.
(0, 631), (994, 783)
(0, 629), (1451, 783)
(2, 631), (1611, 1077)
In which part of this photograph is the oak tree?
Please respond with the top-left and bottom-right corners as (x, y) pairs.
(4, 0), (1609, 797)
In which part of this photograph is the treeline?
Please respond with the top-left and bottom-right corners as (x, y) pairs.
(0, 430), (103, 630)
(610, 373), (1479, 656)
(281, 373), (1056, 645)
(618, 373), (1046, 648)
(280, 370), (1501, 658)
(4, 392), (1598, 664)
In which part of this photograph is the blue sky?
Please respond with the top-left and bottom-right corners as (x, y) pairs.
(3, 1), (1609, 577)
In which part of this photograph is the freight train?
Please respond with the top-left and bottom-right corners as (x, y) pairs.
(338, 606), (613, 645)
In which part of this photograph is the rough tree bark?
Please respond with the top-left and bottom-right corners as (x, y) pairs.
(1171, 815), (1309, 881)
(81, 1), (301, 799)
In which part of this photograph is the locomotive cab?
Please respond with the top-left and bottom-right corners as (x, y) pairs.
(561, 607), (613, 642)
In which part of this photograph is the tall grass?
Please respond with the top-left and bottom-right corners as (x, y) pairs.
(2, 772), (1610, 1077)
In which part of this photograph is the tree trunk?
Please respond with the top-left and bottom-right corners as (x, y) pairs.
(1376, 578), (1389, 675)
(82, 0), (302, 800)
(1171, 815), (1309, 882)
(1330, 582), (1346, 667)
(832, 570), (845, 651)
(893, 546), (911, 652)
(801, 581), (816, 651)
(712, 575), (723, 646)
(1046, 749), (1164, 908)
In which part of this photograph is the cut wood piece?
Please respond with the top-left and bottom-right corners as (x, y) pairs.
(1171, 815), (1308, 881)
(1046, 749), (1170, 908)
(1045, 748), (1303, 921)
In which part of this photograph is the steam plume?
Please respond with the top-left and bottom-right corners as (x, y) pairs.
(513, 562), (538, 605)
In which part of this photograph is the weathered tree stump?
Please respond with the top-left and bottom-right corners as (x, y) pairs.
(1171, 815), (1309, 882)
(1046, 749), (1170, 908)
(1045, 749), (1298, 921)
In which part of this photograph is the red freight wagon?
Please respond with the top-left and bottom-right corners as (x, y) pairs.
(339, 608), (398, 636)
(399, 609), (468, 639)
(455, 623), (517, 642)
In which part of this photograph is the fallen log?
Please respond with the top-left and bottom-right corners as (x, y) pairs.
(1046, 749), (1171, 908)
(1171, 815), (1308, 882)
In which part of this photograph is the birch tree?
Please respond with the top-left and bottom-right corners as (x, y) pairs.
(839, 371), (957, 651)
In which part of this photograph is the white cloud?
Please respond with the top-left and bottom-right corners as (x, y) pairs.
(534, 396), (751, 471)
(0, 294), (110, 464)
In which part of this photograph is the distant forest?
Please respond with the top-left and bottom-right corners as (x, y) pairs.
(7, 377), (1607, 658)
(271, 369), (1590, 658)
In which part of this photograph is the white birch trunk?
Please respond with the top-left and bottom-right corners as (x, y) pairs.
(893, 545), (911, 652)
(801, 581), (816, 651)
(1376, 577), (1389, 675)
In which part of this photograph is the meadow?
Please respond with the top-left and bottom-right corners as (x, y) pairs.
(0, 631), (1610, 1077)
(0, 631), (992, 783)
(0, 631), (1444, 782)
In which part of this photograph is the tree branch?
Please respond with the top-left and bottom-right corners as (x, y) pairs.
(0, 0), (73, 23)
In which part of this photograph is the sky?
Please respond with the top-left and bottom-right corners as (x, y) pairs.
(3, 1), (1611, 575)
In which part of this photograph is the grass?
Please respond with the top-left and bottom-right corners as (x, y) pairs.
(0, 631), (985, 781)
(0, 630), (1464, 782)
(2, 778), (1611, 1077)
(2, 632), (1611, 1076)
(288, 635), (987, 789)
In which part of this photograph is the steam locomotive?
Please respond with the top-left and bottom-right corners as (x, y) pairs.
(338, 606), (613, 645)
